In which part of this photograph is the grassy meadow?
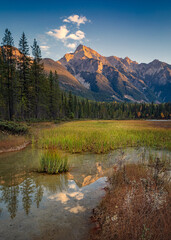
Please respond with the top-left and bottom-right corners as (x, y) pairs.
(38, 120), (171, 153)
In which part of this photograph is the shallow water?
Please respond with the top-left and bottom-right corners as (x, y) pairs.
(0, 147), (170, 240)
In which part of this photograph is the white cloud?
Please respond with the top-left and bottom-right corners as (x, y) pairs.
(63, 15), (89, 27)
(40, 45), (50, 51)
(46, 25), (69, 41)
(67, 30), (85, 40)
(46, 25), (85, 45)
(63, 19), (70, 23)
(66, 43), (77, 49)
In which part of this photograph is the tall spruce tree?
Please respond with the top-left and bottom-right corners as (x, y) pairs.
(68, 91), (74, 118)
(31, 39), (44, 118)
(18, 32), (31, 119)
(48, 71), (55, 119)
(0, 48), (5, 118)
(54, 70), (60, 117)
(1, 29), (16, 120)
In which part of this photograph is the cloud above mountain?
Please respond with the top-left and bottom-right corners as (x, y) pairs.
(67, 30), (85, 40)
(47, 27), (85, 41)
(46, 14), (90, 49)
(63, 15), (90, 26)
(47, 25), (69, 41)
(66, 43), (77, 49)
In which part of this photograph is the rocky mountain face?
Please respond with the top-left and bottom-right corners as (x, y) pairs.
(58, 45), (171, 102)
(41, 58), (94, 99)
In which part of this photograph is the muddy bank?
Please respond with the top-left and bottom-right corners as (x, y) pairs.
(0, 140), (30, 153)
(0, 122), (56, 154)
(0, 131), (30, 154)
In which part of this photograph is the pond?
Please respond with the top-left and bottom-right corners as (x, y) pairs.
(0, 147), (170, 240)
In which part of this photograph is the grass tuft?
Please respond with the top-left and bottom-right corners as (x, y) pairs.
(38, 150), (69, 174)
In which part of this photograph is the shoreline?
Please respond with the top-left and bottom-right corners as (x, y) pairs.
(0, 141), (30, 154)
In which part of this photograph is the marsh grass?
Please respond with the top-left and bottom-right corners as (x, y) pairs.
(38, 120), (171, 153)
(147, 152), (171, 187)
(38, 150), (69, 174)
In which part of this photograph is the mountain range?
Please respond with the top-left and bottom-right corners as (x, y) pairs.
(42, 45), (171, 102)
(3, 45), (171, 102)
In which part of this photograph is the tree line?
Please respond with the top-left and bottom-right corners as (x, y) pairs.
(0, 29), (170, 121)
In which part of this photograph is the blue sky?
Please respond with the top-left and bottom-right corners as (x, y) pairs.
(0, 0), (171, 63)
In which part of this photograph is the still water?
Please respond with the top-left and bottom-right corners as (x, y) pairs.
(0, 147), (170, 240)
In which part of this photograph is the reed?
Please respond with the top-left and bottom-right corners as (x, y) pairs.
(38, 150), (69, 174)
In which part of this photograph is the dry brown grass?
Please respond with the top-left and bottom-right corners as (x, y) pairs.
(0, 132), (29, 153)
(90, 164), (171, 240)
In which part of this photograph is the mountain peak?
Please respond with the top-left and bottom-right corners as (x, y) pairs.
(74, 44), (100, 57)
(148, 59), (166, 68)
(75, 44), (84, 52)
(150, 59), (161, 65)
(123, 56), (138, 65)
(66, 44), (105, 62)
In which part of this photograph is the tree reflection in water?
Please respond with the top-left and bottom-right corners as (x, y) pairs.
(0, 175), (44, 218)
(21, 176), (36, 215)
(0, 172), (69, 219)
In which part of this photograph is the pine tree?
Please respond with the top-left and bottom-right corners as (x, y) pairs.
(73, 95), (78, 118)
(0, 48), (5, 118)
(48, 71), (55, 119)
(68, 91), (74, 118)
(48, 70), (60, 119)
(54, 71), (60, 118)
(18, 32), (31, 119)
(1, 29), (16, 120)
(30, 39), (44, 118)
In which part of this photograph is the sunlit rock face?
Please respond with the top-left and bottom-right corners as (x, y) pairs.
(58, 44), (171, 102)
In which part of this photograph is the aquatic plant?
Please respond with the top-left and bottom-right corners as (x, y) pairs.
(39, 150), (69, 174)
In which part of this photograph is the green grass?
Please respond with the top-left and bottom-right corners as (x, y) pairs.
(38, 150), (69, 174)
(38, 120), (171, 153)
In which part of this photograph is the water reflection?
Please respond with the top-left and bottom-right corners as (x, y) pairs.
(0, 147), (170, 240)
(0, 177), (44, 218)
(0, 184), (19, 219)
(34, 185), (43, 208)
